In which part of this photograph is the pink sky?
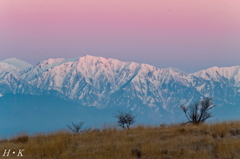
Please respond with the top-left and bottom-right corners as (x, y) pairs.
(1, 0), (240, 72)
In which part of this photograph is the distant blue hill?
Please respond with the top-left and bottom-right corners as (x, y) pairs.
(0, 94), (171, 136)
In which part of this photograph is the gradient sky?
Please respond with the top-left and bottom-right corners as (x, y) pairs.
(1, 0), (240, 72)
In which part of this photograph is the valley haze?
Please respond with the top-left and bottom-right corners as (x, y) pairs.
(0, 55), (240, 135)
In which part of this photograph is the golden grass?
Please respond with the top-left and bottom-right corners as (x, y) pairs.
(2, 121), (240, 159)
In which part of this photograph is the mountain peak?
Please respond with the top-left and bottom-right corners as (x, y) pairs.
(0, 58), (32, 74)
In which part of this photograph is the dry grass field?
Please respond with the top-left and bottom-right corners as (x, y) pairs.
(2, 121), (240, 159)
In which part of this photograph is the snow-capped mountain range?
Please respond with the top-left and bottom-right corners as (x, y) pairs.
(0, 55), (240, 129)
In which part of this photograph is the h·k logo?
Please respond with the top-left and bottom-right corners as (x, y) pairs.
(2, 149), (25, 157)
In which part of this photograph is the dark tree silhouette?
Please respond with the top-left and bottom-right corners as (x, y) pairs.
(67, 122), (84, 134)
(114, 110), (136, 130)
(180, 97), (215, 124)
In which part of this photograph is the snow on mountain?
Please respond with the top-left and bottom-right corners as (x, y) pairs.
(0, 72), (20, 94)
(0, 58), (33, 95)
(193, 66), (240, 87)
(15, 55), (237, 112)
(23, 55), (143, 105)
(20, 57), (81, 81)
(0, 65), (16, 74)
(0, 58), (32, 75)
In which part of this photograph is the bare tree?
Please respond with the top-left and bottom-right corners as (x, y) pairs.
(67, 122), (84, 134)
(114, 110), (136, 130)
(180, 97), (215, 124)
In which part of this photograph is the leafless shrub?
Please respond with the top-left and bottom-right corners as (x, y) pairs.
(180, 97), (215, 124)
(67, 122), (84, 134)
(114, 110), (136, 130)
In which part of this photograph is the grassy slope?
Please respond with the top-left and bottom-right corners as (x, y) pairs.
(2, 121), (240, 159)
